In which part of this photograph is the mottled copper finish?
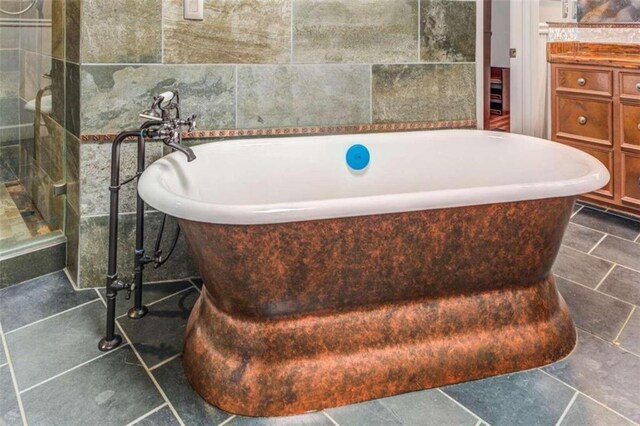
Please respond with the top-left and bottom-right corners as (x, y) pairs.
(181, 197), (577, 416)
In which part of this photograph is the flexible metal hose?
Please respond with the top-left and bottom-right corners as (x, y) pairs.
(0, 0), (37, 15)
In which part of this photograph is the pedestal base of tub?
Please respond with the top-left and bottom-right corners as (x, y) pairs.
(183, 275), (576, 417)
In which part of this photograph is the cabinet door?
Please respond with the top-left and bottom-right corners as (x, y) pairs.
(622, 152), (640, 208)
(620, 72), (640, 101)
(556, 95), (613, 146)
(621, 103), (640, 153)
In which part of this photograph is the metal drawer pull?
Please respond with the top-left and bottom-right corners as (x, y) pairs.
(578, 116), (588, 125)
(636, 82), (640, 92)
(577, 78), (587, 86)
(638, 123), (640, 131)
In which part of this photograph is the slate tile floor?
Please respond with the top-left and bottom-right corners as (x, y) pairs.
(0, 204), (639, 426)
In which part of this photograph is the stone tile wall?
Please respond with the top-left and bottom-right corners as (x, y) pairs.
(68, 0), (478, 288)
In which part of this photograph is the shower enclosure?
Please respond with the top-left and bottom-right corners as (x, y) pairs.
(0, 0), (67, 286)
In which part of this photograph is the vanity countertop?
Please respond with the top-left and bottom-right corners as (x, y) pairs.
(548, 42), (640, 69)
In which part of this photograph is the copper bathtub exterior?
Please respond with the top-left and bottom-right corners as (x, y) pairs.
(180, 196), (577, 416)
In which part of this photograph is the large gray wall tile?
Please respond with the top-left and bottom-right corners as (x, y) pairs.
(237, 65), (370, 128)
(421, 0), (476, 62)
(372, 63), (476, 123)
(80, 65), (235, 134)
(293, 0), (419, 64)
(65, 0), (80, 63)
(163, 0), (291, 64)
(77, 212), (197, 288)
(79, 141), (163, 216)
(81, 0), (161, 63)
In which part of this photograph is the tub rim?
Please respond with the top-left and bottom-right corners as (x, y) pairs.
(138, 129), (610, 225)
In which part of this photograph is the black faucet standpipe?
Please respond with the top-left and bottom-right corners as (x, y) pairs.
(99, 91), (197, 352)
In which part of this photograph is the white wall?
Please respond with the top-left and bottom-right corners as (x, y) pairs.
(491, 0), (510, 68)
(540, 0), (577, 23)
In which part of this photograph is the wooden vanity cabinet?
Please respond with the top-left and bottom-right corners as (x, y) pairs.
(551, 63), (640, 215)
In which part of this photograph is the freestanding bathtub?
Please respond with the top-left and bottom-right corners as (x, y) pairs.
(138, 129), (609, 416)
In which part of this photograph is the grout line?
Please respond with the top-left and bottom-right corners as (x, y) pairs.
(635, 233), (640, 243)
(0, 270), (61, 294)
(234, 64), (238, 129)
(578, 326), (640, 359)
(323, 411), (340, 426)
(290, 0), (294, 64)
(417, 0), (422, 62)
(149, 352), (182, 371)
(554, 274), (636, 308)
(217, 414), (236, 426)
(554, 391), (578, 426)
(95, 291), (187, 426)
(0, 362), (7, 368)
(19, 343), (129, 395)
(593, 264), (615, 291)
(613, 306), (636, 344)
(369, 64), (373, 123)
(588, 234), (608, 255)
(0, 320), (28, 426)
(125, 402), (168, 426)
(570, 205), (583, 218)
(78, 61), (477, 67)
(538, 369), (640, 426)
(437, 389), (490, 425)
(559, 243), (640, 275)
(115, 321), (186, 426)
(4, 298), (101, 335)
(473, 420), (483, 426)
(189, 279), (201, 293)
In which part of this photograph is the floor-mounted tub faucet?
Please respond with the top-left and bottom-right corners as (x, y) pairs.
(99, 90), (196, 352)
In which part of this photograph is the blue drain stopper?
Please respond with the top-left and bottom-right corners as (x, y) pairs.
(346, 144), (370, 171)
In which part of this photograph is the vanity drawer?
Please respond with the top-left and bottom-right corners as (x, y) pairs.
(622, 152), (640, 207)
(563, 141), (614, 198)
(621, 102), (640, 152)
(556, 67), (612, 96)
(620, 72), (640, 100)
(555, 95), (612, 145)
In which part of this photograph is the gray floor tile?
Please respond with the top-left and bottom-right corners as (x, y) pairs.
(327, 390), (477, 426)
(553, 246), (613, 288)
(119, 289), (197, 368)
(560, 394), (634, 426)
(5, 300), (105, 390)
(152, 356), (230, 425)
(230, 412), (333, 426)
(618, 310), (640, 355)
(325, 399), (402, 425)
(592, 236), (640, 271)
(0, 270), (98, 332)
(598, 266), (640, 306)
(98, 280), (193, 318)
(442, 369), (574, 426)
(562, 223), (606, 253)
(0, 366), (22, 426)
(133, 406), (180, 426)
(556, 277), (633, 341)
(571, 207), (640, 241)
(21, 345), (164, 426)
(543, 330), (640, 423)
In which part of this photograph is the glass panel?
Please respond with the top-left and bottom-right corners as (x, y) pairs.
(0, 0), (66, 255)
